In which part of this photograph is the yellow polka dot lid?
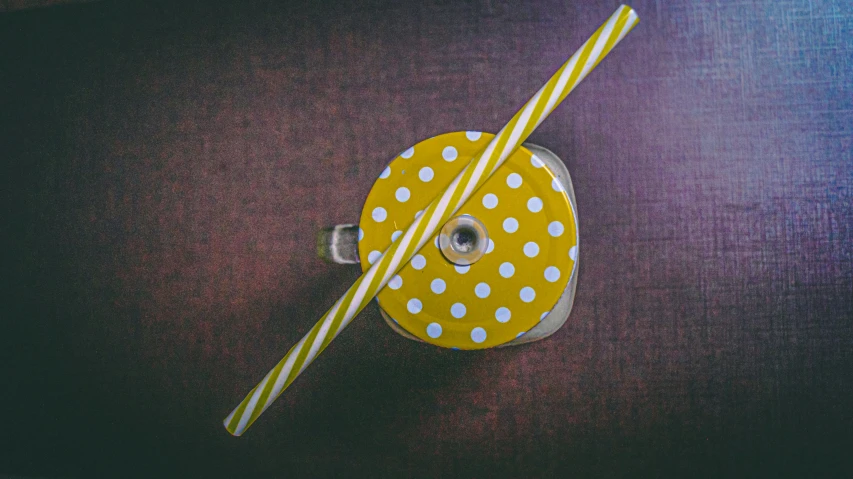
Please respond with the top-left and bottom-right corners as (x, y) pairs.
(357, 131), (578, 349)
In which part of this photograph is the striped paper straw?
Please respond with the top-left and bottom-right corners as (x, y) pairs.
(224, 5), (639, 436)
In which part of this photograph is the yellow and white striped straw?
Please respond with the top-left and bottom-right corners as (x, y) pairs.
(224, 5), (639, 436)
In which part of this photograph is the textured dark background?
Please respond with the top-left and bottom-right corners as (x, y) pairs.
(2, 0), (852, 476)
(0, 0), (97, 13)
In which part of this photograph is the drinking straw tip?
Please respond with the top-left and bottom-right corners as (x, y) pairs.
(621, 5), (639, 23)
(224, 421), (242, 436)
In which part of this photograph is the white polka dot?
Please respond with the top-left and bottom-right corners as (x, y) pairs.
(451, 303), (467, 318)
(388, 275), (403, 290)
(520, 287), (536, 303)
(548, 221), (564, 237)
(552, 178), (565, 192)
(540, 312), (549, 320)
(391, 230), (402, 242)
(486, 238), (495, 254)
(523, 242), (540, 257)
(516, 332), (525, 338)
(419, 166), (434, 182)
(569, 245), (578, 261)
(507, 173), (523, 189)
(395, 187), (410, 202)
(401, 147), (414, 159)
(414, 209), (423, 219)
(411, 254), (426, 270)
(544, 266), (561, 282)
(430, 278), (446, 294)
(527, 197), (543, 213)
(454, 264), (470, 274)
(372, 207), (387, 222)
(531, 155), (544, 168)
(407, 298), (423, 314)
(495, 307), (511, 323)
(426, 322), (442, 338)
(471, 327), (486, 343)
(379, 166), (391, 178)
(475, 282), (491, 298)
(499, 262), (515, 278)
(442, 146), (458, 161)
(465, 131), (482, 141)
(358, 228), (364, 241)
(503, 217), (518, 233)
(368, 250), (381, 264)
(482, 193), (498, 209)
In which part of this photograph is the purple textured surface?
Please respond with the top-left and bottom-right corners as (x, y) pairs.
(1, 0), (852, 476)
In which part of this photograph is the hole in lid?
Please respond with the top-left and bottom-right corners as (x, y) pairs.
(450, 225), (479, 254)
(438, 215), (488, 266)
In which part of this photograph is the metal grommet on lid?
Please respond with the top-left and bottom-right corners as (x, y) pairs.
(439, 215), (489, 266)
(358, 131), (578, 350)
